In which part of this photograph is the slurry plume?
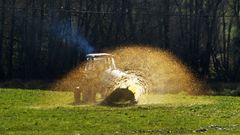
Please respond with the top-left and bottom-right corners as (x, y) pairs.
(52, 45), (202, 105)
(110, 46), (201, 95)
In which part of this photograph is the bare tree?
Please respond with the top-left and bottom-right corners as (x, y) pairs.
(0, 0), (6, 79)
(7, 0), (16, 79)
(163, 0), (170, 49)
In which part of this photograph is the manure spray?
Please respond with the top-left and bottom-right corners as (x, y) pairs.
(52, 45), (201, 106)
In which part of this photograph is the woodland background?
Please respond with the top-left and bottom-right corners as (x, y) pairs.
(0, 0), (240, 82)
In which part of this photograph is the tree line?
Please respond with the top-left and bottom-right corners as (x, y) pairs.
(0, 0), (240, 81)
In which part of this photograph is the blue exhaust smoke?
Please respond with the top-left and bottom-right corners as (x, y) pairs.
(52, 20), (94, 54)
(73, 31), (94, 54)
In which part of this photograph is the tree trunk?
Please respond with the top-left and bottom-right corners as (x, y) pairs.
(7, 0), (16, 79)
(226, 17), (233, 72)
(37, 0), (45, 77)
(0, 0), (6, 79)
(127, 0), (136, 41)
(163, 0), (170, 49)
(201, 1), (220, 77)
(47, 0), (57, 78)
(28, 0), (37, 78)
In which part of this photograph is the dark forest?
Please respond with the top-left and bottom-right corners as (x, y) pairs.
(0, 0), (240, 81)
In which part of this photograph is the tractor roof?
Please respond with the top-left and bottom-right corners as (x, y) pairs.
(86, 53), (113, 57)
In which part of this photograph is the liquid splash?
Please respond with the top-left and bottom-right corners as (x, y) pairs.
(52, 45), (202, 105)
(109, 45), (201, 95)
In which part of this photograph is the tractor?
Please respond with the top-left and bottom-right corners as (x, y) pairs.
(74, 53), (146, 106)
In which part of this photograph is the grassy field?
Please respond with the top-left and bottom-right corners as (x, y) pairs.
(0, 89), (240, 135)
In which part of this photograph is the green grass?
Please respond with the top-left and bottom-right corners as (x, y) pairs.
(0, 89), (240, 135)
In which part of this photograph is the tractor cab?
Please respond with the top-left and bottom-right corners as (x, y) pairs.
(85, 53), (116, 71)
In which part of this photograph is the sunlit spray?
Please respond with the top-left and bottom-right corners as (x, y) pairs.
(110, 45), (201, 104)
(53, 45), (201, 105)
